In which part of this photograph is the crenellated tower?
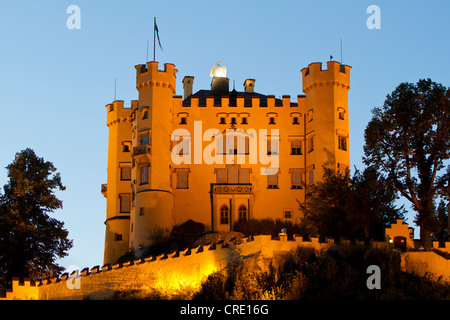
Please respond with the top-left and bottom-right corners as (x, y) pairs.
(300, 61), (351, 184)
(103, 100), (132, 265)
(130, 62), (178, 254)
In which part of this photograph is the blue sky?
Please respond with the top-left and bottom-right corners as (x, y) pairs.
(0, 1), (448, 270)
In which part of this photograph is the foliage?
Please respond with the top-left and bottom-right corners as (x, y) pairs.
(194, 245), (450, 300)
(435, 200), (448, 245)
(0, 149), (72, 284)
(233, 218), (308, 240)
(116, 220), (205, 264)
(363, 79), (450, 250)
(298, 166), (404, 243)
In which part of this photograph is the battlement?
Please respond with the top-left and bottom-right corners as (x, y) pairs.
(180, 93), (303, 109)
(105, 100), (132, 127)
(301, 61), (351, 93)
(0, 277), (38, 300)
(135, 61), (177, 93)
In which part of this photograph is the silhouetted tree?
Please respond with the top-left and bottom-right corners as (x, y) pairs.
(299, 167), (404, 243)
(435, 200), (448, 246)
(0, 149), (72, 284)
(363, 79), (450, 250)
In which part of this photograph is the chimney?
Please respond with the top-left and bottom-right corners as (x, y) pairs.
(243, 79), (255, 93)
(211, 77), (229, 96)
(182, 76), (194, 99)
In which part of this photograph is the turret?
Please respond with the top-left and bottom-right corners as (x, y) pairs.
(130, 61), (177, 255)
(103, 100), (132, 265)
(300, 61), (351, 183)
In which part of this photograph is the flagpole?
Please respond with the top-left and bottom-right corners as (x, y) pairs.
(153, 17), (156, 62)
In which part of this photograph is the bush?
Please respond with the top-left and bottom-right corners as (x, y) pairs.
(195, 245), (450, 300)
(233, 218), (307, 240)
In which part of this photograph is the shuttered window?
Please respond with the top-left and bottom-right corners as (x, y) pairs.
(140, 166), (148, 185)
(119, 194), (131, 213)
(177, 170), (189, 189)
(291, 171), (302, 189)
(267, 173), (278, 189)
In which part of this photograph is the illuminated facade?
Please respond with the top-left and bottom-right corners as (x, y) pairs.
(102, 60), (351, 265)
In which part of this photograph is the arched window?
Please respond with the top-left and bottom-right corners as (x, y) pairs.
(238, 205), (247, 222)
(220, 205), (229, 225)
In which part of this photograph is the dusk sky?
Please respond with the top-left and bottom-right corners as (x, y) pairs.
(0, 1), (449, 270)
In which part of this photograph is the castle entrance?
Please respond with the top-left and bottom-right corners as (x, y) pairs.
(210, 183), (254, 232)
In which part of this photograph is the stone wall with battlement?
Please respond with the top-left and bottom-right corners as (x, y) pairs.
(2, 220), (449, 300)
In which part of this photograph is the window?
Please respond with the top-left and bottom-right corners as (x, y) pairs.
(338, 107), (346, 120)
(269, 117), (276, 125)
(119, 194), (131, 213)
(292, 117), (299, 125)
(230, 117), (236, 125)
(220, 117), (226, 124)
(177, 170), (189, 189)
(267, 172), (278, 189)
(142, 111), (148, 119)
(114, 233), (122, 241)
(139, 207), (145, 216)
(239, 168), (251, 184)
(290, 170), (302, 189)
(216, 168), (227, 183)
(215, 166), (250, 184)
(308, 166), (314, 186)
(140, 134), (149, 146)
(180, 117), (187, 125)
(291, 140), (302, 155)
(338, 136), (347, 151)
(120, 166), (131, 181)
(338, 163), (349, 176)
(140, 166), (148, 185)
(307, 136), (314, 153)
(122, 143), (131, 152)
(220, 205), (229, 225)
(227, 165), (239, 184)
(283, 209), (292, 219)
(267, 138), (279, 155)
(238, 205), (247, 222)
(241, 117), (248, 124)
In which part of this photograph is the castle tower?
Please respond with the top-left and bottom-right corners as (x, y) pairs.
(103, 100), (132, 265)
(130, 62), (177, 253)
(300, 61), (351, 184)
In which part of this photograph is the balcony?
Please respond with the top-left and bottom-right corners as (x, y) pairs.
(212, 184), (253, 194)
(133, 145), (151, 156)
(101, 184), (107, 198)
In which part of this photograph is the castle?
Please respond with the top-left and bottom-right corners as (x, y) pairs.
(102, 59), (352, 265)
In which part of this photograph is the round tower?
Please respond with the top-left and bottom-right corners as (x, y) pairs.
(103, 100), (132, 265)
(300, 61), (351, 183)
(130, 62), (177, 254)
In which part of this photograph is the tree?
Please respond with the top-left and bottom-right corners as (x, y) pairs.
(299, 167), (404, 243)
(0, 149), (73, 283)
(435, 200), (448, 246)
(299, 167), (352, 242)
(363, 79), (450, 250)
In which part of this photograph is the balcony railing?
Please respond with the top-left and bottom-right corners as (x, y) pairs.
(212, 184), (253, 194)
(133, 145), (151, 156)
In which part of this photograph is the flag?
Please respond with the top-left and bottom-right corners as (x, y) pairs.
(154, 18), (162, 51)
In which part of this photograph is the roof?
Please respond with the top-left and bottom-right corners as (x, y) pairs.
(182, 89), (285, 107)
